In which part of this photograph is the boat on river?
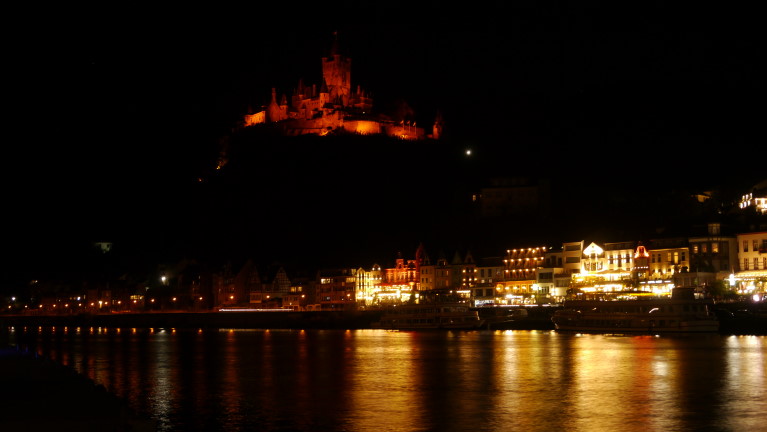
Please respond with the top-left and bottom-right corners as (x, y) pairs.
(552, 287), (720, 333)
(372, 302), (485, 330)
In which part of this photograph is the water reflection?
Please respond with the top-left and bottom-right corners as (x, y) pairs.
(346, 331), (425, 431)
(722, 336), (765, 431)
(5, 327), (766, 432)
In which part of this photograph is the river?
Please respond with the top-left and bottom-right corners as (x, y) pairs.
(5, 326), (766, 432)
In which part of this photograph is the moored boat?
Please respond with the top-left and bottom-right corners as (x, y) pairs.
(372, 302), (485, 330)
(552, 287), (719, 333)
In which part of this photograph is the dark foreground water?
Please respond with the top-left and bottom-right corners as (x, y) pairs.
(5, 327), (766, 432)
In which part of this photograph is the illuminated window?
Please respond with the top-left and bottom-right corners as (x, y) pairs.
(702, 244), (708, 253)
(693, 245), (699, 254)
(711, 243), (719, 253)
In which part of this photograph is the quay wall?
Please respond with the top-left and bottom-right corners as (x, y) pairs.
(2, 303), (764, 334)
(0, 310), (385, 330)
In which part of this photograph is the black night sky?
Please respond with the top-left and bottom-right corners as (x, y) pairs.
(4, 3), (765, 288)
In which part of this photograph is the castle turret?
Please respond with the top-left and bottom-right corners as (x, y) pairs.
(267, 88), (286, 122)
(319, 79), (329, 109)
(432, 111), (444, 140)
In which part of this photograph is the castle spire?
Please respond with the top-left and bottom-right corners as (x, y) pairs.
(330, 31), (340, 56)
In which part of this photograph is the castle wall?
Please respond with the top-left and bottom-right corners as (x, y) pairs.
(343, 120), (382, 135)
(246, 111), (426, 140)
(282, 112), (343, 136)
(383, 124), (426, 140)
(244, 111), (266, 127)
(290, 96), (326, 120)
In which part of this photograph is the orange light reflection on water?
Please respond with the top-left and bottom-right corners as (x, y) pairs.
(722, 336), (766, 430)
(345, 330), (426, 432)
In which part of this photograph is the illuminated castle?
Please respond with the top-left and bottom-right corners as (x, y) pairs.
(242, 33), (442, 140)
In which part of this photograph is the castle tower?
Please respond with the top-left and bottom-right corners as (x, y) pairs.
(322, 32), (352, 107)
(266, 88), (286, 123)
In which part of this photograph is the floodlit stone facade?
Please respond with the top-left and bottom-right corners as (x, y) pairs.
(242, 33), (442, 140)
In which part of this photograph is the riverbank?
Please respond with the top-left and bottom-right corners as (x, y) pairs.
(0, 302), (764, 334)
(0, 307), (560, 332)
(0, 346), (156, 431)
(0, 310), (385, 330)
